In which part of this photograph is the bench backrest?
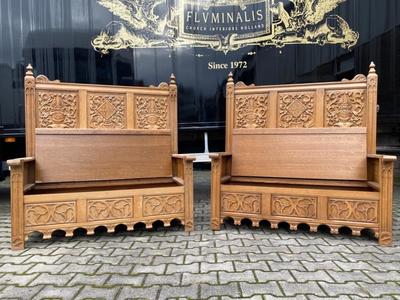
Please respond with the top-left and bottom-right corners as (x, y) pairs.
(24, 66), (178, 183)
(226, 63), (378, 181)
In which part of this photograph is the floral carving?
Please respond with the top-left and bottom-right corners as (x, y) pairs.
(328, 199), (378, 223)
(272, 195), (317, 218)
(136, 96), (168, 129)
(88, 93), (126, 128)
(279, 92), (315, 128)
(143, 194), (184, 216)
(222, 193), (261, 214)
(25, 202), (76, 226)
(87, 198), (133, 221)
(325, 90), (366, 127)
(37, 91), (78, 128)
(235, 94), (268, 128)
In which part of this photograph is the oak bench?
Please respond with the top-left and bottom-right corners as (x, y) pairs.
(210, 63), (396, 245)
(8, 65), (194, 250)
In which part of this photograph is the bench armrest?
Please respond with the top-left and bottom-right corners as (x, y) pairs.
(367, 154), (397, 188)
(172, 154), (195, 184)
(7, 157), (35, 167)
(7, 157), (36, 191)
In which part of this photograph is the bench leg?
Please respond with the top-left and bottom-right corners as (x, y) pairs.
(210, 159), (221, 231)
(10, 168), (25, 250)
(379, 159), (394, 246)
(184, 160), (194, 232)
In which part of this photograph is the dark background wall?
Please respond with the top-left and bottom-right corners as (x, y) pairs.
(0, 0), (399, 155)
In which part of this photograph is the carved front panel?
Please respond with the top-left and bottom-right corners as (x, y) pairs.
(325, 90), (366, 127)
(279, 92), (315, 128)
(88, 93), (126, 128)
(222, 192), (261, 214)
(328, 199), (378, 223)
(234, 94), (268, 128)
(87, 198), (133, 221)
(37, 91), (79, 128)
(143, 194), (184, 216)
(25, 202), (76, 226)
(136, 96), (168, 129)
(272, 195), (317, 218)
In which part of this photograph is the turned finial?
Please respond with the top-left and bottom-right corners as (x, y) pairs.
(26, 64), (34, 77)
(170, 73), (176, 85)
(227, 72), (234, 83)
(369, 61), (376, 74)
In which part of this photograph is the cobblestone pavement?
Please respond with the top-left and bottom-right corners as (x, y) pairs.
(0, 170), (399, 299)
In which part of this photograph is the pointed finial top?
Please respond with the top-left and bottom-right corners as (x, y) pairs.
(26, 64), (33, 76)
(227, 72), (233, 83)
(369, 61), (376, 74)
(170, 73), (176, 85)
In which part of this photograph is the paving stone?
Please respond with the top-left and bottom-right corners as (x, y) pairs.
(75, 285), (120, 299)
(321, 281), (372, 297)
(364, 270), (400, 283)
(181, 272), (218, 285)
(120, 255), (151, 266)
(327, 270), (374, 283)
(144, 273), (181, 287)
(0, 285), (44, 299)
(51, 247), (85, 256)
(317, 245), (354, 254)
(335, 261), (377, 272)
(67, 274), (110, 287)
(131, 263), (166, 275)
(247, 253), (281, 263)
(106, 274), (144, 286)
(308, 252), (348, 262)
(217, 253), (249, 263)
(166, 262), (199, 274)
(32, 285), (81, 300)
(234, 261), (268, 272)
(159, 284), (199, 299)
(268, 261), (306, 272)
(201, 261), (234, 273)
(254, 270), (294, 282)
(230, 245), (261, 254)
(219, 270), (257, 284)
(96, 264), (132, 275)
(201, 245), (231, 255)
(80, 248), (115, 256)
(141, 248), (172, 257)
(0, 273), (38, 286)
(302, 261), (342, 272)
(0, 263), (36, 274)
(185, 254), (215, 264)
(0, 255), (32, 264)
(171, 247), (200, 256)
(279, 281), (326, 297)
(25, 263), (68, 274)
(290, 270), (334, 283)
(258, 245), (291, 254)
(357, 282), (400, 297)
(116, 286), (160, 300)
(29, 273), (74, 287)
(240, 282), (283, 297)
(89, 255), (124, 265)
(25, 254), (64, 264)
(153, 254), (184, 265)
(200, 282), (240, 298)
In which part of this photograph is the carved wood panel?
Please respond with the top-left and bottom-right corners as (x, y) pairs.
(328, 199), (378, 223)
(234, 94), (269, 128)
(279, 92), (315, 128)
(87, 198), (133, 221)
(143, 194), (184, 216)
(37, 91), (79, 128)
(25, 202), (76, 226)
(325, 90), (366, 127)
(222, 192), (261, 214)
(271, 195), (317, 218)
(88, 93), (126, 128)
(135, 95), (169, 129)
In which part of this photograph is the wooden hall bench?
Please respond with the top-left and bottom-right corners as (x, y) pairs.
(8, 65), (194, 250)
(210, 63), (396, 245)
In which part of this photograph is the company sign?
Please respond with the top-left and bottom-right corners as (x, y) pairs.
(92, 0), (359, 53)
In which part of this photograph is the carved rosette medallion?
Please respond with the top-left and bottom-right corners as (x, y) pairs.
(279, 92), (315, 128)
(136, 96), (168, 129)
(25, 202), (76, 226)
(271, 195), (317, 218)
(88, 93), (126, 128)
(143, 194), (184, 216)
(222, 193), (261, 214)
(87, 198), (133, 221)
(234, 94), (268, 128)
(328, 199), (378, 223)
(325, 90), (366, 127)
(37, 91), (78, 128)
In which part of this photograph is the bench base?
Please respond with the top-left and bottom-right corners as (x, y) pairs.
(212, 182), (390, 245)
(14, 184), (192, 250)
